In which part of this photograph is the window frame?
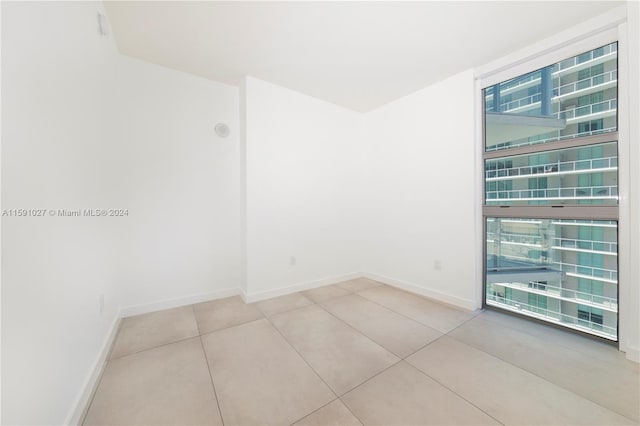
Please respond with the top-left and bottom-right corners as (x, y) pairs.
(480, 40), (621, 343)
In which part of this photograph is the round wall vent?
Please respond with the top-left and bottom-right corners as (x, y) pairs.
(215, 123), (230, 138)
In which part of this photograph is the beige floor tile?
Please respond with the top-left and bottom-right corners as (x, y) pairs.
(303, 285), (351, 303)
(358, 285), (477, 333)
(342, 361), (499, 425)
(294, 399), (362, 426)
(110, 306), (199, 359)
(322, 294), (442, 358)
(271, 305), (399, 395)
(407, 336), (634, 425)
(193, 295), (263, 334)
(481, 309), (639, 372)
(255, 292), (314, 317)
(336, 278), (382, 293)
(84, 338), (222, 426)
(201, 319), (334, 425)
(450, 315), (640, 421)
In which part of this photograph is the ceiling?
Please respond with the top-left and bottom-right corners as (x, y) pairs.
(104, 1), (623, 112)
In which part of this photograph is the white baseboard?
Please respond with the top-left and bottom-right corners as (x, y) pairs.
(65, 313), (121, 426)
(242, 272), (362, 303)
(67, 286), (242, 424)
(363, 272), (478, 311)
(120, 287), (240, 318)
(623, 345), (640, 363)
(239, 286), (249, 303)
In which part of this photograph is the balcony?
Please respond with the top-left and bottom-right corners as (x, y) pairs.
(486, 156), (617, 181)
(557, 99), (617, 122)
(551, 220), (617, 228)
(554, 261), (618, 283)
(490, 280), (618, 312)
(494, 69), (617, 114)
(552, 237), (617, 255)
(553, 70), (617, 99)
(486, 185), (618, 203)
(486, 293), (617, 339)
(486, 73), (541, 99)
(553, 43), (617, 75)
(487, 232), (542, 247)
(500, 93), (541, 113)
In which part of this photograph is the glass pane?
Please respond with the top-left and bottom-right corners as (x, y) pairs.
(484, 142), (617, 205)
(485, 42), (617, 152)
(486, 217), (618, 340)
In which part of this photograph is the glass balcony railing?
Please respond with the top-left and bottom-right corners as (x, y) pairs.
(488, 233), (543, 246)
(553, 70), (617, 97)
(486, 185), (618, 203)
(486, 293), (617, 338)
(490, 281), (618, 311)
(485, 42), (618, 153)
(501, 93), (541, 112)
(486, 156), (617, 180)
(485, 142), (618, 206)
(557, 99), (617, 120)
(553, 261), (618, 282)
(555, 43), (617, 73)
(486, 74), (541, 99)
(552, 237), (617, 254)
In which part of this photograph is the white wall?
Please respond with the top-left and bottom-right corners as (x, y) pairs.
(116, 56), (242, 313)
(1, 2), (244, 424)
(360, 70), (478, 309)
(2, 4), (637, 424)
(1, 2), (124, 424)
(243, 77), (362, 298)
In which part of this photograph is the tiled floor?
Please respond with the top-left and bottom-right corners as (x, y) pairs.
(84, 278), (640, 425)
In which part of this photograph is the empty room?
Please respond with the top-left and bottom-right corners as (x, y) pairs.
(2, 1), (639, 425)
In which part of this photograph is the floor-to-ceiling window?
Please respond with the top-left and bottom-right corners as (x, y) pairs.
(483, 42), (619, 341)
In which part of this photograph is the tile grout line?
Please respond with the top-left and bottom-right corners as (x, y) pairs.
(446, 312), (639, 423)
(108, 334), (200, 362)
(197, 337), (226, 425)
(286, 398), (340, 426)
(261, 291), (637, 424)
(479, 312), (635, 371)
(255, 296), (317, 319)
(402, 311), (508, 425)
(404, 361), (507, 426)
(261, 308), (341, 400)
(330, 290), (444, 332)
(318, 296), (499, 424)
(396, 303), (485, 362)
(445, 330), (640, 424)
(314, 302), (403, 361)
(337, 397), (365, 426)
(324, 292), (450, 357)
(258, 284), (371, 426)
(338, 358), (404, 397)
(355, 287), (479, 333)
(192, 304), (227, 426)
(107, 284), (638, 424)
(229, 290), (358, 425)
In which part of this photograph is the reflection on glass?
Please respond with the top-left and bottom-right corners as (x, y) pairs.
(485, 142), (618, 205)
(486, 218), (618, 340)
(485, 43), (617, 151)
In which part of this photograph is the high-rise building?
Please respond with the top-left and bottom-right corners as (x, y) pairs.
(483, 42), (618, 340)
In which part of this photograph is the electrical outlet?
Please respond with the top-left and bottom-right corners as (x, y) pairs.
(434, 260), (442, 271)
